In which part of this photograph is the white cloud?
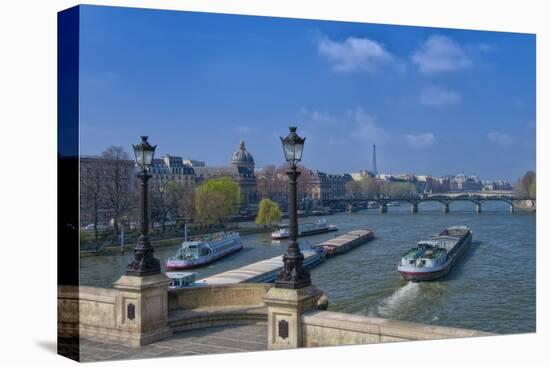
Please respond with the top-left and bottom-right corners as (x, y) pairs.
(318, 36), (394, 73)
(406, 133), (435, 148)
(477, 43), (496, 52)
(300, 107), (335, 123)
(487, 132), (515, 146)
(419, 85), (462, 106)
(234, 125), (253, 134)
(349, 108), (389, 144)
(327, 137), (347, 145)
(411, 35), (471, 74)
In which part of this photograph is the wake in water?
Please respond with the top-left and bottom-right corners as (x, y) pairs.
(376, 282), (421, 318)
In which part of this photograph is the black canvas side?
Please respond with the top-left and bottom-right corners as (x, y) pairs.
(57, 5), (80, 362)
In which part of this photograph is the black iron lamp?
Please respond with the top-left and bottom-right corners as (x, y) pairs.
(280, 126), (305, 167)
(126, 136), (161, 276)
(275, 127), (311, 289)
(133, 135), (156, 170)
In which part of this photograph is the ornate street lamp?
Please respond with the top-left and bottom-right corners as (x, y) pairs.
(275, 127), (311, 289)
(126, 136), (161, 276)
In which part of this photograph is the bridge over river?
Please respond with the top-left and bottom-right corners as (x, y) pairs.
(323, 192), (534, 213)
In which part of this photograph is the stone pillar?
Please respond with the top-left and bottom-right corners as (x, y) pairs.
(411, 203), (418, 213)
(264, 285), (323, 349)
(443, 203), (450, 213)
(113, 273), (172, 347)
(380, 203), (388, 213)
(476, 203), (482, 213)
(509, 204), (515, 213)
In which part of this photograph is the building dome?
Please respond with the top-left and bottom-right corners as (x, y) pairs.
(230, 140), (254, 168)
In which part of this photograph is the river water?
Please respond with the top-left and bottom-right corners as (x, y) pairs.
(80, 201), (535, 334)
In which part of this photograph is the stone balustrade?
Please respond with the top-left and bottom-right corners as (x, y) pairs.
(58, 282), (274, 347)
(59, 282), (494, 350)
(300, 310), (494, 348)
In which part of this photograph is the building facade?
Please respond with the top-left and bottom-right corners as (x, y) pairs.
(305, 170), (352, 203)
(150, 155), (196, 191)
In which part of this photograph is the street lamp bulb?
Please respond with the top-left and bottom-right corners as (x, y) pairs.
(280, 126), (305, 166)
(132, 135), (157, 170)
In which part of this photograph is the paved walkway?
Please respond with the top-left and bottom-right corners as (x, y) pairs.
(59, 322), (268, 362)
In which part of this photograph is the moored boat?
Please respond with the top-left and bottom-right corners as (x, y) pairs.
(165, 232), (242, 270)
(271, 218), (338, 240)
(166, 271), (199, 289)
(397, 226), (473, 281)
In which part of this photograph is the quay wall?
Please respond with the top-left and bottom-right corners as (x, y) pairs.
(58, 285), (120, 341)
(300, 310), (494, 347)
(168, 283), (272, 310)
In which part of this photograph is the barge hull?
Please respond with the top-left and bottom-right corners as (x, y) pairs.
(398, 229), (472, 281)
(313, 229), (374, 257)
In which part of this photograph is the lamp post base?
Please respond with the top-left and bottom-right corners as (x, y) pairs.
(275, 278), (312, 290)
(125, 235), (161, 276)
(275, 249), (311, 290)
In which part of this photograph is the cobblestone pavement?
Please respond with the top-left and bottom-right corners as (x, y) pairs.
(59, 322), (268, 362)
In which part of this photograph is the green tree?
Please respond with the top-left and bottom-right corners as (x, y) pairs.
(389, 182), (416, 196)
(195, 177), (240, 227)
(345, 176), (380, 196)
(255, 198), (282, 226)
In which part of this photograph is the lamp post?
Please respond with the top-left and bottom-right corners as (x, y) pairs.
(275, 126), (311, 289)
(125, 136), (161, 276)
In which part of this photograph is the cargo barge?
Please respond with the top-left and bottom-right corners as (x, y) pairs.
(311, 229), (374, 257)
(397, 226), (473, 281)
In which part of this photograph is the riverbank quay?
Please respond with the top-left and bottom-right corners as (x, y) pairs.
(80, 225), (277, 257)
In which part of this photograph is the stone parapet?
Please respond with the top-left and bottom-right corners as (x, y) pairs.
(301, 310), (495, 347)
(168, 283), (272, 310)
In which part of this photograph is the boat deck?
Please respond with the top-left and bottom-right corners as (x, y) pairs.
(198, 251), (321, 285)
(311, 229), (373, 254)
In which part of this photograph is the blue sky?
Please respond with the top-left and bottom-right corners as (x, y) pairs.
(79, 5), (535, 181)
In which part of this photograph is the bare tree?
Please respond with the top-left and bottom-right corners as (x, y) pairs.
(256, 164), (278, 199)
(80, 159), (102, 250)
(179, 189), (196, 222)
(100, 146), (135, 239)
(151, 180), (186, 232)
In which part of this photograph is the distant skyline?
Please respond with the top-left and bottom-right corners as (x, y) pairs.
(79, 5), (535, 181)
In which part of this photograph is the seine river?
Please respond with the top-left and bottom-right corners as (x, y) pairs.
(80, 201), (535, 335)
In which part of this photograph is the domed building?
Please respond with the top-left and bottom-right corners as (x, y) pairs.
(230, 140), (255, 169)
(193, 140), (258, 208)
